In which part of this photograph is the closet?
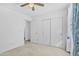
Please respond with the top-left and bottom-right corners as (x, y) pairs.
(51, 17), (64, 48)
(39, 19), (50, 45)
(31, 16), (65, 49)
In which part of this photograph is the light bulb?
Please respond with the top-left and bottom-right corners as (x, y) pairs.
(29, 3), (34, 8)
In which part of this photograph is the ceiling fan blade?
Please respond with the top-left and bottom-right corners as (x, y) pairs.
(32, 7), (35, 11)
(34, 3), (44, 7)
(20, 3), (29, 7)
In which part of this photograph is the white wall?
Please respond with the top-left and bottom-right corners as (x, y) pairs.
(32, 8), (68, 41)
(32, 8), (68, 19)
(0, 6), (31, 53)
(32, 8), (68, 40)
(0, 4), (32, 21)
(31, 8), (68, 49)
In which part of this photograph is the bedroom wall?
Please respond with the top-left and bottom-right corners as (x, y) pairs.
(31, 8), (68, 49)
(32, 8), (68, 40)
(0, 6), (32, 53)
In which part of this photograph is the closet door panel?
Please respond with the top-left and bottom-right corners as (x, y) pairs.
(36, 20), (43, 44)
(41, 19), (50, 45)
(51, 17), (63, 48)
(31, 20), (39, 43)
(31, 19), (50, 46)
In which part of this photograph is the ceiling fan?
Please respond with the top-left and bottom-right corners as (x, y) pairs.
(20, 3), (44, 11)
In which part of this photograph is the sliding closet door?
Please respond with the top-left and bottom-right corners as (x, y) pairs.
(41, 19), (50, 45)
(31, 19), (50, 45)
(31, 20), (39, 43)
(51, 17), (64, 48)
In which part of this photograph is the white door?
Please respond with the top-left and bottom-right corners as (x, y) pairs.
(51, 17), (64, 49)
(40, 19), (50, 45)
(31, 20), (39, 43)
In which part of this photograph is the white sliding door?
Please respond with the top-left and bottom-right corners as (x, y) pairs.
(31, 20), (39, 43)
(51, 17), (64, 49)
(31, 19), (50, 45)
(41, 19), (50, 45)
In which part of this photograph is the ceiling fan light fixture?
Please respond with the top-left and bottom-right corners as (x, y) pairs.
(28, 3), (34, 8)
(20, 3), (44, 11)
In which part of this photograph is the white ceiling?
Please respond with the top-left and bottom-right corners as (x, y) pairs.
(0, 3), (69, 17)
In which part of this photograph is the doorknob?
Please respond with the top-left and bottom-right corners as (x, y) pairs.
(67, 37), (70, 39)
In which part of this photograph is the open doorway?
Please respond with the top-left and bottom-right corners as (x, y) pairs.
(24, 20), (31, 44)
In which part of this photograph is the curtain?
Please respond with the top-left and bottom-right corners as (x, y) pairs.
(73, 3), (79, 56)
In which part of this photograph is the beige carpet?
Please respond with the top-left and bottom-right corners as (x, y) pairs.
(0, 42), (69, 56)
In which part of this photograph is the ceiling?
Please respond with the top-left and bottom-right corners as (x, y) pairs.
(0, 3), (69, 17)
